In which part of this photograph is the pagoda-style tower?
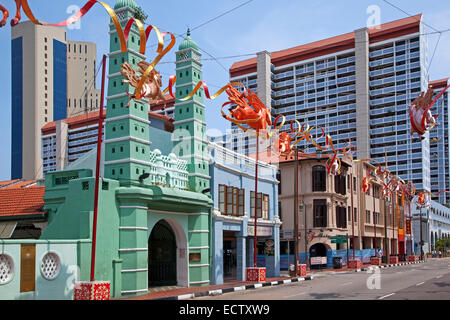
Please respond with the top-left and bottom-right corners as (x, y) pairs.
(104, 0), (151, 187)
(173, 30), (210, 193)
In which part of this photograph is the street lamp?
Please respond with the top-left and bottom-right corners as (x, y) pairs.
(384, 198), (390, 262)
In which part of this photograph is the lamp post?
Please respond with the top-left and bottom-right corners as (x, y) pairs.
(373, 185), (377, 255)
(294, 147), (299, 274)
(384, 198), (390, 261)
(350, 172), (355, 260)
(420, 206), (423, 261)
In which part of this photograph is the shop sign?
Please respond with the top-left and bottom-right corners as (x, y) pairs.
(248, 226), (273, 237)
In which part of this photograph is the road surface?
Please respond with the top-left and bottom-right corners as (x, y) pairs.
(194, 258), (450, 300)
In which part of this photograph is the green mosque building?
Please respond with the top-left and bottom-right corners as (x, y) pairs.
(37, 0), (212, 298)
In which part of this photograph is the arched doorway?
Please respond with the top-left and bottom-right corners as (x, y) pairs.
(310, 243), (327, 257)
(148, 220), (177, 287)
(309, 243), (328, 270)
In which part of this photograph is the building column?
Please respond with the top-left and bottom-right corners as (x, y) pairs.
(247, 237), (255, 268)
(236, 236), (246, 281)
(211, 219), (223, 285)
(354, 28), (370, 160)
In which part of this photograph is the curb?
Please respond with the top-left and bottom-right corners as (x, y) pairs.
(359, 260), (424, 272)
(154, 276), (314, 300)
(309, 260), (425, 275)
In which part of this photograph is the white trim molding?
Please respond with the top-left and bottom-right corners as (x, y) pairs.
(120, 206), (148, 210)
(119, 227), (149, 231)
(105, 114), (151, 125)
(105, 136), (151, 146)
(105, 158), (152, 167)
(189, 264), (209, 268)
(118, 248), (148, 252)
(121, 268), (148, 273)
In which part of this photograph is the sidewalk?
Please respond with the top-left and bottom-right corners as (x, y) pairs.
(121, 260), (425, 300)
(122, 275), (313, 300)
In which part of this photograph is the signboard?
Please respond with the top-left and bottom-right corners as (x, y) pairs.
(248, 226), (273, 237)
(405, 220), (412, 235)
(331, 235), (348, 243)
(264, 240), (275, 256)
(310, 257), (327, 265)
(189, 253), (201, 262)
(20, 244), (35, 293)
(282, 229), (294, 239)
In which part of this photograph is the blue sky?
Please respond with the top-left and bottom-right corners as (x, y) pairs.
(0, 0), (449, 180)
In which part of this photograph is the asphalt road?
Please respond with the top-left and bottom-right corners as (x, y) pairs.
(194, 258), (450, 300)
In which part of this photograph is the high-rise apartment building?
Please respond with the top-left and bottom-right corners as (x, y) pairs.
(11, 21), (67, 181)
(429, 78), (450, 204)
(228, 15), (431, 192)
(66, 41), (100, 117)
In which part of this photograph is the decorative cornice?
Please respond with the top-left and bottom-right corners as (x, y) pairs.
(105, 136), (152, 146)
(105, 114), (151, 125)
(105, 158), (152, 166)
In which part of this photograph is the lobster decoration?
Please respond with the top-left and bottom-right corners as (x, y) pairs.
(0, 0), (22, 28)
(121, 61), (166, 108)
(222, 86), (273, 135)
(410, 87), (438, 139)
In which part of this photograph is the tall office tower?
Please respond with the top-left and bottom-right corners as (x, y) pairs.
(429, 78), (450, 204)
(66, 41), (100, 117)
(229, 15), (431, 192)
(11, 21), (67, 181)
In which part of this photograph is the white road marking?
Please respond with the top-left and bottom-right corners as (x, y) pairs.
(378, 293), (395, 300)
(416, 282), (425, 286)
(436, 275), (443, 279)
(342, 282), (353, 286)
(285, 292), (307, 298)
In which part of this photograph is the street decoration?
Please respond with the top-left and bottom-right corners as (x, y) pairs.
(121, 61), (165, 107)
(325, 136), (355, 176)
(410, 84), (450, 139)
(416, 191), (450, 208)
(0, 0), (21, 27)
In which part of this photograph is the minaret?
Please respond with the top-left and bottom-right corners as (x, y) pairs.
(104, 0), (151, 186)
(173, 30), (210, 192)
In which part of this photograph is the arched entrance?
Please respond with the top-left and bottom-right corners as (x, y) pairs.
(310, 243), (327, 257)
(309, 243), (328, 270)
(148, 220), (177, 287)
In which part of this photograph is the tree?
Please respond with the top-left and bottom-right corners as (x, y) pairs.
(435, 238), (450, 256)
(134, 6), (148, 23)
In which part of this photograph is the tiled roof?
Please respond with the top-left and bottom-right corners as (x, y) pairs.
(0, 186), (46, 218)
(0, 179), (37, 189)
(247, 150), (333, 165)
(0, 179), (20, 187)
(0, 180), (37, 189)
(429, 78), (449, 89)
(41, 109), (106, 133)
(150, 94), (175, 111)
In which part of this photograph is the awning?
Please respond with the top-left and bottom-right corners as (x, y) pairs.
(0, 222), (17, 239)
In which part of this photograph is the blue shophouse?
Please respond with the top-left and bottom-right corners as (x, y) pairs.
(208, 143), (281, 285)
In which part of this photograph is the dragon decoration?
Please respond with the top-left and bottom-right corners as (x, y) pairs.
(3, 0), (450, 207)
(0, 0), (21, 27)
